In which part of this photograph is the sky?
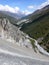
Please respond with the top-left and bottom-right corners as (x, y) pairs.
(0, 0), (49, 15)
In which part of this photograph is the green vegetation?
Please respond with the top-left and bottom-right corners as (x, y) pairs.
(29, 39), (37, 52)
(21, 6), (49, 39)
(20, 5), (49, 52)
(39, 33), (49, 52)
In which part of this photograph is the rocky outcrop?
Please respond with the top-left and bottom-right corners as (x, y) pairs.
(0, 17), (32, 48)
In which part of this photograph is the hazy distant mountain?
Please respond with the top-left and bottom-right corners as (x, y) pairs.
(0, 11), (25, 26)
(20, 5), (49, 52)
(0, 11), (25, 19)
(0, 11), (18, 25)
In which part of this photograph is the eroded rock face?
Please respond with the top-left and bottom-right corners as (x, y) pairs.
(0, 17), (32, 48)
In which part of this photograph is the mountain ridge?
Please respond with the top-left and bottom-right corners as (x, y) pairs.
(20, 5), (49, 52)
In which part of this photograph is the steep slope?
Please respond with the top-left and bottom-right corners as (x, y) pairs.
(0, 17), (32, 48)
(0, 11), (19, 26)
(20, 5), (49, 52)
(39, 33), (49, 52)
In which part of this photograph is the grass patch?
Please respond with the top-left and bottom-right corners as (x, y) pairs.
(29, 38), (37, 52)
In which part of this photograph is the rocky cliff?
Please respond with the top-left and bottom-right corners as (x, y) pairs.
(0, 17), (32, 48)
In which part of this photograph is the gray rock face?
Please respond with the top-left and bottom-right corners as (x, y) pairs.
(0, 17), (32, 48)
(0, 53), (49, 65)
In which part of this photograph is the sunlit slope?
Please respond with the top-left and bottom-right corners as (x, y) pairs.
(21, 5), (49, 39)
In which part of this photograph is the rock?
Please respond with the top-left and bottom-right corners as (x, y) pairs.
(0, 17), (32, 48)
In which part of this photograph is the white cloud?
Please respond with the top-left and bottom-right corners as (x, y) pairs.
(15, 7), (20, 13)
(0, 4), (20, 13)
(28, 5), (34, 9)
(48, 0), (49, 1)
(38, 0), (49, 9)
(26, 0), (49, 15)
(22, 10), (32, 15)
(0, 0), (49, 16)
(0, 4), (31, 15)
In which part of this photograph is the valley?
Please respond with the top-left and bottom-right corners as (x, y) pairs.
(20, 5), (49, 53)
(0, 4), (49, 65)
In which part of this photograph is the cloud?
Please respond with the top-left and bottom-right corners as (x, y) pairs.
(22, 10), (32, 15)
(48, 0), (49, 1)
(0, 4), (33, 15)
(0, 4), (31, 15)
(25, 0), (49, 15)
(0, 5), (20, 13)
(27, 5), (34, 9)
(0, 0), (49, 16)
(38, 0), (49, 9)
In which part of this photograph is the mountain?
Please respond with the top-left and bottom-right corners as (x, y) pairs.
(0, 7), (49, 65)
(0, 11), (25, 26)
(20, 5), (49, 52)
(17, 5), (49, 26)
(0, 17), (32, 48)
(0, 11), (18, 25)
(0, 11), (25, 19)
